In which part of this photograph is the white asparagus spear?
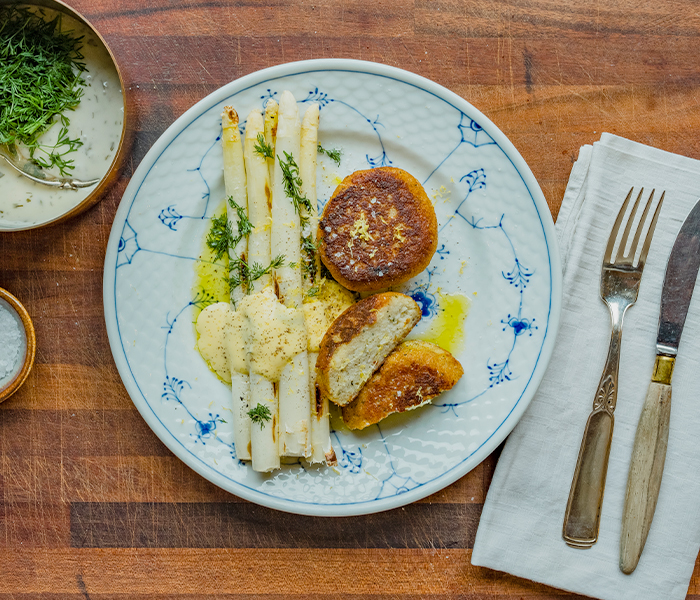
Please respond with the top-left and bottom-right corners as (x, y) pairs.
(307, 351), (335, 464)
(299, 103), (321, 293)
(248, 371), (279, 473)
(222, 107), (248, 306)
(299, 103), (334, 465)
(243, 109), (279, 472)
(244, 110), (273, 293)
(221, 106), (251, 461)
(272, 91), (310, 457)
(264, 99), (278, 191)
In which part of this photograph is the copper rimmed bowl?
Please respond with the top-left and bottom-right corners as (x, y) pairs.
(0, 0), (129, 231)
(0, 288), (36, 402)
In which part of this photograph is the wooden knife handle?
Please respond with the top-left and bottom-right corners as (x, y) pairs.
(620, 380), (672, 574)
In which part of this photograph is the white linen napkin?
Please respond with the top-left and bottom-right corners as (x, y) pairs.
(471, 133), (700, 600)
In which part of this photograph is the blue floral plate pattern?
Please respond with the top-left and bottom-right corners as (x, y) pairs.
(104, 59), (562, 516)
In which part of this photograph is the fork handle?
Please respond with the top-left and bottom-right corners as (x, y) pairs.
(563, 314), (623, 547)
(563, 408), (614, 547)
(620, 364), (673, 574)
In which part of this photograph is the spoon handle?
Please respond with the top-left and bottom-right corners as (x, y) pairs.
(0, 145), (99, 190)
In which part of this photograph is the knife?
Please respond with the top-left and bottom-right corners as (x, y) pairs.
(619, 197), (700, 575)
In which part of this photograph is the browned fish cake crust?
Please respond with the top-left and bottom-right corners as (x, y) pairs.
(318, 167), (438, 292)
(341, 340), (463, 430)
(315, 292), (421, 406)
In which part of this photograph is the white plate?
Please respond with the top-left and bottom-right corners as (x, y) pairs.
(104, 59), (562, 516)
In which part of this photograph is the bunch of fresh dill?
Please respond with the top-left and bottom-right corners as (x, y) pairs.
(0, 5), (87, 176)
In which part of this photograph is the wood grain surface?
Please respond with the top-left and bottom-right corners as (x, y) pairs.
(2, 0), (700, 598)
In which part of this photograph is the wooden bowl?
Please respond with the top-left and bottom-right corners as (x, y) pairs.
(0, 288), (36, 402)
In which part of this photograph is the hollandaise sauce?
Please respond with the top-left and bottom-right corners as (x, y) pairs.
(196, 289), (306, 383)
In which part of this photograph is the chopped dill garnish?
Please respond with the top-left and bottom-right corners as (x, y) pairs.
(229, 254), (285, 294)
(278, 151), (313, 227)
(206, 213), (234, 262)
(228, 257), (247, 291)
(247, 403), (272, 429)
(254, 133), (274, 159)
(305, 285), (321, 298)
(228, 196), (254, 247)
(301, 234), (320, 282)
(0, 5), (88, 176)
(301, 234), (320, 255)
(208, 199), (252, 268)
(249, 254), (285, 282)
(317, 143), (342, 166)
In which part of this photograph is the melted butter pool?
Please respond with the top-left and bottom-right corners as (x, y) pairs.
(192, 203), (230, 383)
(409, 291), (470, 354)
(193, 203), (230, 322)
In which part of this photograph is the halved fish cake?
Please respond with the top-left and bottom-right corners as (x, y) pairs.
(342, 340), (463, 430)
(315, 292), (421, 406)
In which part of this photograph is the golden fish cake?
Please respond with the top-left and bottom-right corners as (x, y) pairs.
(318, 167), (438, 292)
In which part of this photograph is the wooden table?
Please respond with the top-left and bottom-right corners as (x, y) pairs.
(2, 0), (700, 597)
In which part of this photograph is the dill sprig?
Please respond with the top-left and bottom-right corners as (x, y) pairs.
(228, 196), (254, 247)
(0, 5), (87, 176)
(249, 254), (285, 282)
(254, 133), (274, 159)
(229, 254), (285, 294)
(301, 234), (320, 283)
(317, 143), (342, 166)
(207, 213), (235, 262)
(228, 258), (248, 292)
(207, 199), (253, 266)
(206, 213), (234, 262)
(247, 403), (272, 429)
(301, 234), (320, 255)
(305, 285), (321, 299)
(278, 151), (313, 227)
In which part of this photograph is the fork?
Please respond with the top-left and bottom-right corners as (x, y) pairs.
(562, 187), (664, 548)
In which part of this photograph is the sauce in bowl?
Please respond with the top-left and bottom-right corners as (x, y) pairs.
(0, 2), (126, 230)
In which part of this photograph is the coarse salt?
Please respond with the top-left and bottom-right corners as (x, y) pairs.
(0, 300), (25, 385)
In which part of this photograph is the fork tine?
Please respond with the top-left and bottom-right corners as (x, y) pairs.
(604, 187), (635, 263)
(627, 189), (655, 261)
(615, 188), (645, 262)
(637, 190), (665, 270)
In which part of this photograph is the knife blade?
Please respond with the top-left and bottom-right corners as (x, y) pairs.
(620, 197), (700, 575)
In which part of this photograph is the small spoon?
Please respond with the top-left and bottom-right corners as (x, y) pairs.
(0, 144), (100, 190)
